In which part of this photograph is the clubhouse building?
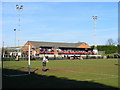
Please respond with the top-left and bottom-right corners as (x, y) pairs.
(22, 41), (96, 59)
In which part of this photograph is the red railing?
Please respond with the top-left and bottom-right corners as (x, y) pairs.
(39, 51), (94, 55)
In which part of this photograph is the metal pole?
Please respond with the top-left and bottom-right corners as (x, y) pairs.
(94, 18), (96, 48)
(28, 45), (30, 74)
(2, 41), (4, 58)
(14, 29), (16, 47)
(92, 16), (97, 49)
(18, 11), (20, 46)
(92, 16), (98, 55)
(16, 5), (23, 46)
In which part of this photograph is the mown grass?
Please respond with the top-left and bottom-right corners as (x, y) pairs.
(2, 59), (119, 88)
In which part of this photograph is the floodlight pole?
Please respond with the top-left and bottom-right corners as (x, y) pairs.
(14, 29), (16, 47)
(92, 16), (98, 55)
(16, 4), (23, 46)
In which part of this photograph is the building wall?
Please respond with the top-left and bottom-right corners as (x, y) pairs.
(22, 41), (36, 56)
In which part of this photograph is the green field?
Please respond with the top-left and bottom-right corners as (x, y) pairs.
(2, 59), (119, 88)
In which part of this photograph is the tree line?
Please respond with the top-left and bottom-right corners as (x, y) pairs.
(89, 38), (119, 55)
(91, 45), (119, 54)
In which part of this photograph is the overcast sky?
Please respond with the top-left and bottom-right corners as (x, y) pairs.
(2, 1), (118, 47)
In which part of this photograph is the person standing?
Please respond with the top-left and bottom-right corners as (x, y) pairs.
(15, 55), (19, 61)
(80, 55), (83, 60)
(42, 56), (48, 72)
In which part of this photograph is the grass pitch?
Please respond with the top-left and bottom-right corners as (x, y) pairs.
(2, 59), (119, 88)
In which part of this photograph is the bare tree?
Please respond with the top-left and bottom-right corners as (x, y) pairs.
(118, 37), (120, 45)
(106, 38), (115, 45)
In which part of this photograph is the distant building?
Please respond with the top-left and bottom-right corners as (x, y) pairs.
(22, 41), (93, 57)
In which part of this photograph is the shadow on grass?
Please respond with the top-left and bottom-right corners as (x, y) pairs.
(2, 68), (118, 89)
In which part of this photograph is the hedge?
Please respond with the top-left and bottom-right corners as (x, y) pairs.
(91, 45), (118, 54)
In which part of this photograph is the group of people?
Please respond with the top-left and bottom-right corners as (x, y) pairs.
(69, 55), (83, 60)
(40, 48), (54, 52)
(39, 48), (95, 55)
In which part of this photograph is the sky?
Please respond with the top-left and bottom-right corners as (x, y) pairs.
(2, 1), (118, 47)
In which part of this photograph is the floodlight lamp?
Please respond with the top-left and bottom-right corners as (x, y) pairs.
(14, 29), (16, 31)
(95, 16), (97, 19)
(92, 16), (95, 20)
(92, 16), (97, 20)
(16, 5), (18, 7)
(16, 5), (19, 9)
(20, 5), (23, 9)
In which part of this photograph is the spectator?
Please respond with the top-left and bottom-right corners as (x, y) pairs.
(80, 55), (83, 60)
